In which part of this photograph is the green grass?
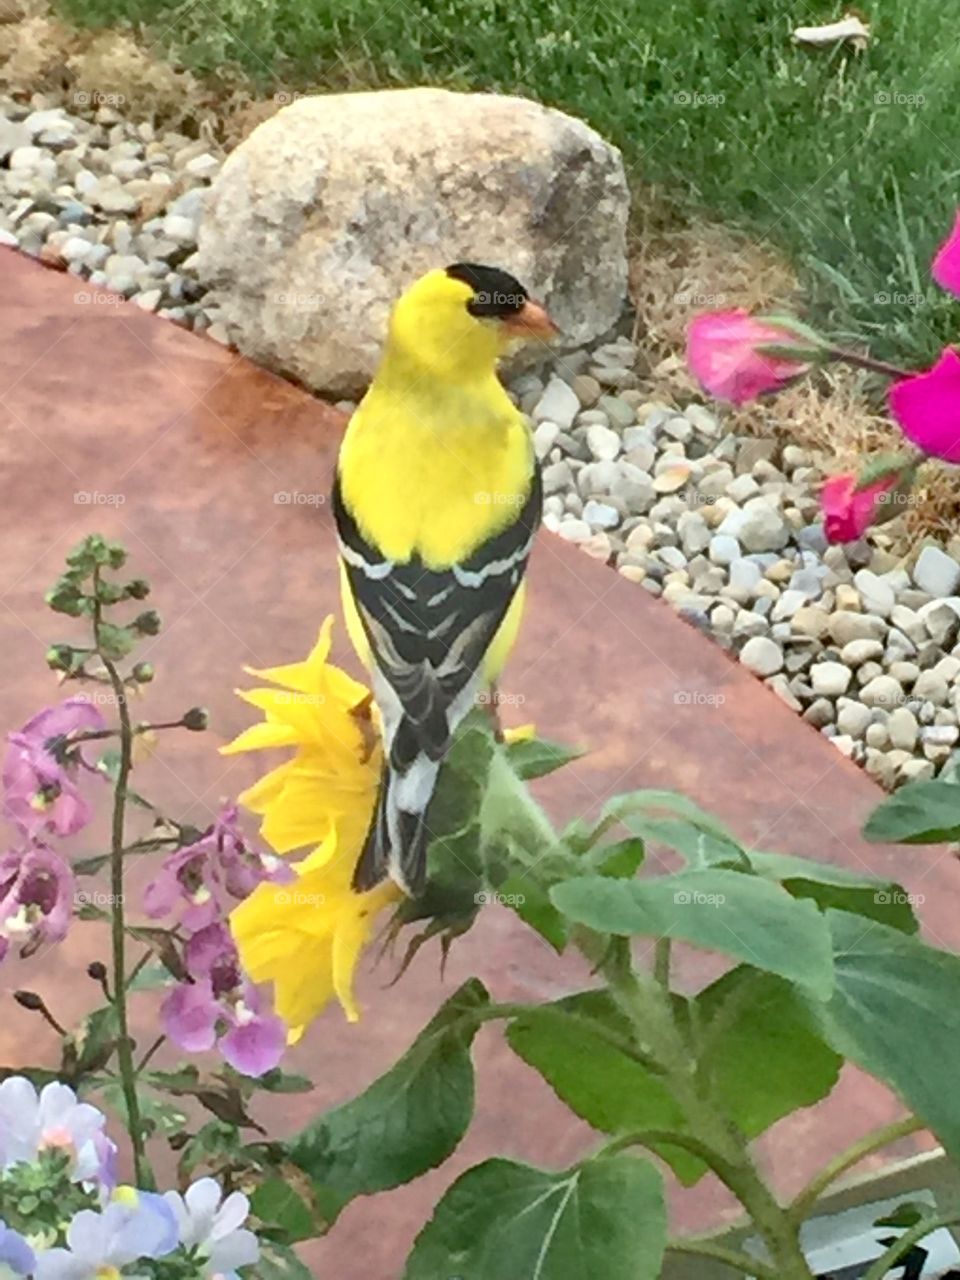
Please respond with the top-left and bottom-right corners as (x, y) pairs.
(56, 0), (960, 362)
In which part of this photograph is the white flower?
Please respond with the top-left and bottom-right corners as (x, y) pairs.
(0, 1077), (115, 1186)
(33, 1197), (178, 1280)
(163, 1178), (259, 1277)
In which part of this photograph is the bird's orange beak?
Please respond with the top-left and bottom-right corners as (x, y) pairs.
(501, 298), (560, 341)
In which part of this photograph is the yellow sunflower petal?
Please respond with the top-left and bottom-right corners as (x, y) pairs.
(219, 721), (300, 755)
(236, 759), (296, 816)
(241, 617), (336, 693)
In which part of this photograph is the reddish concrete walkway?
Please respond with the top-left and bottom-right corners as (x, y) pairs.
(0, 252), (955, 1274)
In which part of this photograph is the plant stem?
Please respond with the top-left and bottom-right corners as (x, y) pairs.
(665, 1236), (779, 1280)
(600, 954), (814, 1279)
(862, 1211), (960, 1280)
(105, 654), (152, 1188)
(789, 1115), (926, 1225)
(827, 347), (912, 380)
(137, 1035), (166, 1073)
(125, 947), (155, 991)
(71, 719), (191, 746)
(654, 938), (671, 989)
(93, 570), (152, 1189)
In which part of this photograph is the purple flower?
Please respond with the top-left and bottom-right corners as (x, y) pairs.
(0, 1077), (116, 1188)
(0, 1220), (34, 1276)
(143, 804), (291, 930)
(3, 698), (104, 839)
(143, 843), (221, 932)
(0, 844), (74, 960)
(219, 981), (286, 1077)
(161, 927), (284, 1076)
(34, 1194), (178, 1280)
(161, 979), (221, 1054)
(163, 1177), (259, 1278)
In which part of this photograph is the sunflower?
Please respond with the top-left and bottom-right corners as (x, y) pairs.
(222, 619), (399, 1037)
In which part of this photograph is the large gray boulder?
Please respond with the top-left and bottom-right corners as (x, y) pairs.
(196, 87), (630, 396)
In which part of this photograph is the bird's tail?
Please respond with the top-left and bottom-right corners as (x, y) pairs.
(352, 742), (442, 897)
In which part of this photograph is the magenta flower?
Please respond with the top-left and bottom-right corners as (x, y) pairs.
(889, 347), (960, 463)
(932, 211), (960, 297)
(2, 697), (104, 839)
(143, 805), (291, 930)
(0, 844), (74, 960)
(687, 310), (817, 405)
(821, 471), (900, 544)
(162, 924), (284, 1076)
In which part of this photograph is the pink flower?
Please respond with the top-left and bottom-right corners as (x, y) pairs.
(143, 805), (291, 930)
(161, 924), (285, 1076)
(889, 347), (960, 463)
(932, 211), (960, 297)
(2, 698), (105, 839)
(0, 844), (74, 960)
(821, 472), (900, 544)
(687, 310), (815, 405)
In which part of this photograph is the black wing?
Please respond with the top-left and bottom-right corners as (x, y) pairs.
(332, 466), (542, 765)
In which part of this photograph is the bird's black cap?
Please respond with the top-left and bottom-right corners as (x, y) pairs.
(445, 262), (529, 318)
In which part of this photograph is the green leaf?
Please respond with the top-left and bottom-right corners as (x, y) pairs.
(497, 867), (567, 952)
(288, 980), (487, 1221)
(142, 1065), (200, 1091)
(551, 869), (834, 997)
(863, 778), (960, 844)
(396, 723), (494, 927)
(61, 1005), (118, 1079)
(745, 851), (919, 934)
(604, 790), (746, 867)
(73, 854), (109, 876)
(100, 1081), (186, 1139)
(95, 622), (136, 661)
(589, 837), (645, 878)
(692, 968), (842, 1139)
(813, 910), (960, 1162)
(506, 736), (584, 780)
(404, 1155), (665, 1279)
(0, 1066), (62, 1088)
(506, 992), (696, 1181)
(255, 1069), (313, 1094)
(507, 974), (840, 1186)
(250, 1177), (315, 1242)
(127, 961), (175, 992)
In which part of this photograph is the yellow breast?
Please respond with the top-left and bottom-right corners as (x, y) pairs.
(337, 374), (534, 568)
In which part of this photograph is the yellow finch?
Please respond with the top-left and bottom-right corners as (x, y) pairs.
(333, 263), (557, 897)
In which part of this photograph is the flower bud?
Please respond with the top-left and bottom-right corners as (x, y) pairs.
(126, 578), (150, 600)
(14, 990), (44, 1011)
(105, 541), (127, 570)
(133, 610), (161, 636)
(182, 706), (209, 732)
(131, 662), (155, 683)
(87, 961), (107, 982)
(46, 644), (75, 672)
